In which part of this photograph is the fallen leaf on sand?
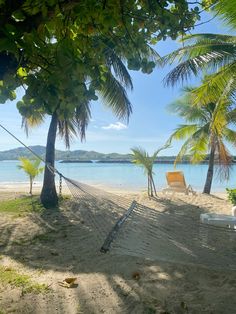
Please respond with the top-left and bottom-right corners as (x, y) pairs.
(58, 277), (78, 288)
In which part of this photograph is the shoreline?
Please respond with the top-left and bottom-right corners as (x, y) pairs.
(0, 181), (229, 198)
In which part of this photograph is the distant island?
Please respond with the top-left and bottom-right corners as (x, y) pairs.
(0, 145), (234, 164)
(0, 145), (134, 162)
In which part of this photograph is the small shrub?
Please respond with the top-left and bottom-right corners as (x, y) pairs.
(226, 188), (236, 206)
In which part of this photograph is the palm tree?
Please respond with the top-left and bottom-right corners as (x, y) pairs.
(164, 33), (236, 103)
(18, 157), (44, 195)
(166, 87), (236, 194)
(131, 145), (169, 196)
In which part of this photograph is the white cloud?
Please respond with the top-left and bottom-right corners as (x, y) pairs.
(102, 122), (127, 131)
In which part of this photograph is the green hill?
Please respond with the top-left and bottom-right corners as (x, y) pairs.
(0, 146), (133, 161)
(0, 146), (222, 163)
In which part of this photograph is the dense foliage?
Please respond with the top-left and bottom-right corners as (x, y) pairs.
(0, 0), (209, 107)
(0, 0), (211, 206)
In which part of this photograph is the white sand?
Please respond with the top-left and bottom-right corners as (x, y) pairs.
(0, 186), (236, 313)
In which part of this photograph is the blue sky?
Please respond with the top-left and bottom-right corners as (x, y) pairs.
(0, 11), (234, 155)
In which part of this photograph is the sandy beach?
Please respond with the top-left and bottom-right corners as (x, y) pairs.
(0, 184), (236, 314)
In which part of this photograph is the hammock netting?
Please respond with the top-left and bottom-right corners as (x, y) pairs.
(2, 123), (235, 271)
(63, 175), (236, 271)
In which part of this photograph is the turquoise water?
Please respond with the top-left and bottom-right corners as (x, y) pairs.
(0, 160), (236, 192)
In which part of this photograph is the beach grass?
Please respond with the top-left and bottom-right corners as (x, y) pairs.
(0, 265), (50, 294)
(0, 196), (44, 216)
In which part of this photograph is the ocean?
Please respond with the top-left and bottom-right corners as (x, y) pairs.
(0, 160), (235, 192)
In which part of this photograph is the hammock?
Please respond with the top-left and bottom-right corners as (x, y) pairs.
(1, 123), (236, 271)
(62, 175), (236, 271)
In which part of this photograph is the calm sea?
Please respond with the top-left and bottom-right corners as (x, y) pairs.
(0, 160), (236, 192)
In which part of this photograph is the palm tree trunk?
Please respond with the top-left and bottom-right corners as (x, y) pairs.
(149, 174), (153, 197)
(29, 176), (33, 195)
(203, 144), (215, 194)
(40, 112), (58, 208)
(150, 175), (157, 196)
(147, 176), (150, 196)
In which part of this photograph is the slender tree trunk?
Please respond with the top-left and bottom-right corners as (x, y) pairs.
(40, 112), (58, 208)
(150, 175), (157, 196)
(203, 143), (216, 194)
(149, 174), (153, 197)
(147, 176), (150, 196)
(29, 177), (33, 195)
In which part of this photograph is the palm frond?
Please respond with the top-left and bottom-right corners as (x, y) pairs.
(190, 65), (236, 105)
(21, 112), (45, 136)
(105, 48), (133, 90)
(164, 35), (236, 86)
(140, 44), (162, 65)
(174, 137), (192, 166)
(167, 94), (209, 123)
(210, 100), (228, 139)
(214, 0), (236, 29)
(227, 109), (236, 124)
(181, 33), (236, 44)
(166, 124), (206, 166)
(57, 100), (91, 148)
(215, 139), (233, 181)
(166, 124), (199, 144)
(189, 128), (209, 163)
(58, 119), (77, 148)
(131, 146), (150, 174)
(74, 101), (91, 141)
(99, 72), (132, 121)
(223, 128), (236, 146)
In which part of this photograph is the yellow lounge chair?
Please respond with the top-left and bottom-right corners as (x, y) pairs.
(162, 171), (196, 195)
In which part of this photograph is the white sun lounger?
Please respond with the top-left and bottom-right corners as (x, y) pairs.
(200, 213), (236, 229)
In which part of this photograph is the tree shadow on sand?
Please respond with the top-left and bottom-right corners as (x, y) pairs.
(1, 194), (236, 313)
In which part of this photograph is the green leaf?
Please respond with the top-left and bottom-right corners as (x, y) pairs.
(11, 10), (26, 22)
(17, 67), (27, 77)
(0, 38), (18, 53)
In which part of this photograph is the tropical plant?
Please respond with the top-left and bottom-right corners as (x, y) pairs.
(164, 32), (236, 104)
(226, 188), (236, 206)
(163, 2), (236, 102)
(163, 0), (236, 104)
(131, 145), (168, 196)
(165, 86), (236, 194)
(17, 157), (44, 195)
